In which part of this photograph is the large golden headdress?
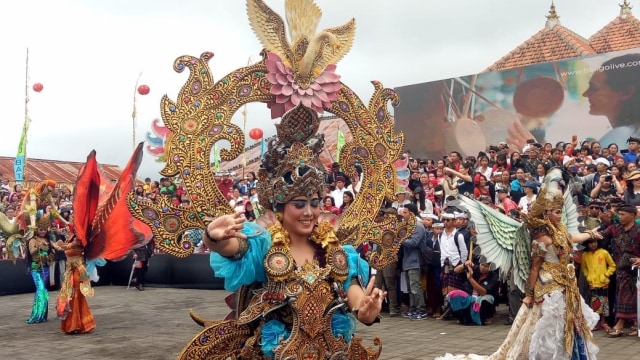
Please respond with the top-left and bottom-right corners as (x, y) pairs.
(127, 0), (414, 269)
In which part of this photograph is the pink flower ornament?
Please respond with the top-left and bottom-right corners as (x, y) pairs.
(265, 52), (342, 119)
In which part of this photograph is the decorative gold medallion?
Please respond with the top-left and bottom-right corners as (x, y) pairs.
(264, 246), (294, 281)
(327, 246), (349, 281)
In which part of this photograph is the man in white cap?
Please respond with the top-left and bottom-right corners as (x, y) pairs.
(438, 212), (468, 316)
(454, 210), (472, 251)
(420, 212), (438, 231)
(391, 189), (411, 210)
(572, 157), (610, 197)
(426, 220), (445, 317)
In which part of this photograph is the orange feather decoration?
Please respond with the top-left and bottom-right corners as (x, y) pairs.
(71, 143), (152, 261)
(85, 142), (150, 261)
(71, 150), (101, 248)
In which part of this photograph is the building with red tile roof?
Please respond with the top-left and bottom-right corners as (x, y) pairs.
(589, 0), (640, 53)
(486, 1), (640, 71)
(0, 156), (129, 191)
(486, 4), (596, 71)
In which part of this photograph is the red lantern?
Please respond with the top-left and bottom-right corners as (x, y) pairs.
(32, 83), (43, 92)
(137, 84), (150, 95)
(249, 128), (263, 140)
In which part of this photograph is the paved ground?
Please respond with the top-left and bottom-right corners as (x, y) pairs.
(3, 286), (639, 360)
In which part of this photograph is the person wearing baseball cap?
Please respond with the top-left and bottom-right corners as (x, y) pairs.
(392, 188), (411, 209)
(518, 180), (538, 214)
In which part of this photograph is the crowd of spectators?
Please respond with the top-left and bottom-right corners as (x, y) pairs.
(361, 135), (640, 337)
(2, 133), (639, 335)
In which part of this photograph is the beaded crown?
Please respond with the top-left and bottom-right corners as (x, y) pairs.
(257, 105), (326, 210)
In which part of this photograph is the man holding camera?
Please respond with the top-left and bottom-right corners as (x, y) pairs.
(590, 171), (624, 202)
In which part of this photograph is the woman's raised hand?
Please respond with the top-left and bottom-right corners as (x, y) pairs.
(206, 213), (247, 243)
(356, 276), (386, 324)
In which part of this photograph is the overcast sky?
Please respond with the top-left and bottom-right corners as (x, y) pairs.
(0, 0), (630, 179)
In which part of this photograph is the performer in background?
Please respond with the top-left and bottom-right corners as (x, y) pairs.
(50, 208), (71, 289)
(132, 241), (154, 291)
(56, 145), (152, 334)
(439, 168), (600, 359)
(25, 219), (54, 324)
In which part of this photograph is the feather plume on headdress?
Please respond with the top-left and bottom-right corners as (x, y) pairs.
(523, 167), (565, 229)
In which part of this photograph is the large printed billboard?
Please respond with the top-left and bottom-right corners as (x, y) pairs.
(394, 48), (640, 159)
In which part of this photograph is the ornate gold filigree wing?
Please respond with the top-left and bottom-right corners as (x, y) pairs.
(178, 320), (251, 360)
(285, 0), (322, 48)
(128, 52), (273, 257)
(247, 0), (296, 64)
(329, 81), (415, 269)
(311, 18), (356, 76)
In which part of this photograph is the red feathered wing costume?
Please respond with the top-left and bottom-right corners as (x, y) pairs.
(57, 143), (152, 334)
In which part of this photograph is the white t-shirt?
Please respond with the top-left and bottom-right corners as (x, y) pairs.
(331, 187), (347, 208)
(517, 194), (537, 214)
(391, 199), (411, 209)
(439, 229), (468, 267)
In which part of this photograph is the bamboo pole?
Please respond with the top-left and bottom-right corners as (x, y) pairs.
(132, 72), (142, 150)
(21, 48), (29, 184)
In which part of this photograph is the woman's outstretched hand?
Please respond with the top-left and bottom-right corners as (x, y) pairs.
(205, 213), (247, 247)
(356, 275), (386, 324)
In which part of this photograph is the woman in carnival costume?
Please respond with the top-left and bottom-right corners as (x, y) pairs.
(57, 226), (96, 334)
(126, 0), (415, 358)
(25, 215), (55, 324)
(439, 168), (601, 359)
(56, 145), (151, 334)
(14, 179), (59, 324)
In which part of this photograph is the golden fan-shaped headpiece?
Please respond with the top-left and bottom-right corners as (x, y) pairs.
(126, 0), (414, 270)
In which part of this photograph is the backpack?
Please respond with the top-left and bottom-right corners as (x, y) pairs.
(418, 233), (435, 274)
(418, 245), (434, 274)
(437, 230), (464, 264)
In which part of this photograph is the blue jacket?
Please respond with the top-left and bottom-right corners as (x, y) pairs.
(402, 219), (426, 271)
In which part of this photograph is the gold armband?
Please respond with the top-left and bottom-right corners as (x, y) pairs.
(222, 237), (249, 261)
